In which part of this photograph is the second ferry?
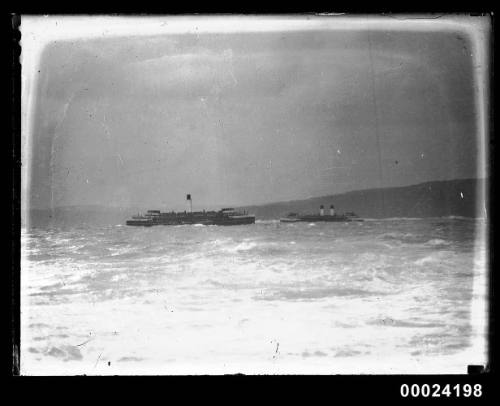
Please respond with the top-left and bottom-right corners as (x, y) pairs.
(280, 204), (363, 223)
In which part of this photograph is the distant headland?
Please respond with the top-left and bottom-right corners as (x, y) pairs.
(236, 178), (487, 220)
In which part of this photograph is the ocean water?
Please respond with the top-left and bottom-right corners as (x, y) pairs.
(20, 218), (488, 375)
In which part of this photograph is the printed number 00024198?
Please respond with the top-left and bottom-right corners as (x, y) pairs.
(400, 384), (482, 398)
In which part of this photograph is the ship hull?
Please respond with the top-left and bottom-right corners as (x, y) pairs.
(280, 215), (355, 223)
(299, 215), (352, 222)
(126, 220), (154, 227)
(126, 215), (255, 226)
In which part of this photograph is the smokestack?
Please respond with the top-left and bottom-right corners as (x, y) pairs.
(330, 205), (335, 216)
(320, 205), (324, 216)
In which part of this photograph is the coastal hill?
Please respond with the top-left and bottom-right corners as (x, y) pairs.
(25, 178), (487, 228)
(237, 178), (487, 220)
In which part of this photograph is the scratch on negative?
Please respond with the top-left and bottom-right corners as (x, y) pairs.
(76, 338), (93, 347)
(94, 353), (102, 368)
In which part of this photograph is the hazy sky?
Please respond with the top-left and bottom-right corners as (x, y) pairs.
(26, 19), (484, 210)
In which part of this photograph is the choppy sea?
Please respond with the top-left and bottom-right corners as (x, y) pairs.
(20, 217), (488, 374)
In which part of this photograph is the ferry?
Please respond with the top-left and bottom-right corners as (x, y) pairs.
(280, 205), (363, 223)
(126, 197), (255, 227)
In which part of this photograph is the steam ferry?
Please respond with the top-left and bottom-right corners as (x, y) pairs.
(280, 205), (363, 223)
(126, 195), (255, 226)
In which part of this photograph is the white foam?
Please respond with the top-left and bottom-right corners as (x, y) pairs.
(20, 218), (488, 375)
(425, 238), (451, 246)
(222, 241), (258, 253)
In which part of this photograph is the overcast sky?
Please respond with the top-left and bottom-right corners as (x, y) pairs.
(26, 19), (484, 210)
